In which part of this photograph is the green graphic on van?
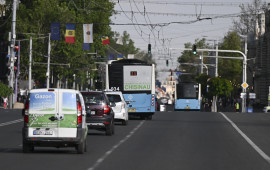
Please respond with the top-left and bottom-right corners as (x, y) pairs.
(29, 114), (77, 128)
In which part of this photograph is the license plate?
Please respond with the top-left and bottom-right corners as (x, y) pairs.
(91, 111), (95, 115)
(33, 130), (53, 135)
(128, 109), (136, 111)
(185, 107), (190, 109)
(87, 123), (104, 126)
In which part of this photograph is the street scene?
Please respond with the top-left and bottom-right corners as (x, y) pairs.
(1, 0), (270, 170)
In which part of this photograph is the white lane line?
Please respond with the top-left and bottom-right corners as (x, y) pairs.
(88, 120), (145, 170)
(219, 112), (270, 164)
(0, 119), (23, 127)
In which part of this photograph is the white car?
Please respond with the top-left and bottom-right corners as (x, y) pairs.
(105, 91), (128, 125)
(263, 106), (270, 113)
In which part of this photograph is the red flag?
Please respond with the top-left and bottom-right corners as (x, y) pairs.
(101, 36), (110, 45)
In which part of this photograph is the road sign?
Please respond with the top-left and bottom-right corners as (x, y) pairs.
(240, 93), (246, 99)
(249, 93), (256, 99)
(241, 82), (249, 89)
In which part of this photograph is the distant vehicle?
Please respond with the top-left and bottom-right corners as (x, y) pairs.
(174, 82), (201, 111)
(105, 91), (128, 125)
(263, 106), (270, 113)
(159, 97), (169, 105)
(106, 59), (155, 120)
(81, 91), (115, 136)
(22, 88), (88, 154)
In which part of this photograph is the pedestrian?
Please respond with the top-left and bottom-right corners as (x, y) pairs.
(235, 101), (240, 112)
(3, 96), (8, 109)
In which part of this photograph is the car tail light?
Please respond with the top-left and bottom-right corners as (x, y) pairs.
(104, 105), (110, 114)
(24, 101), (29, 123)
(77, 101), (82, 124)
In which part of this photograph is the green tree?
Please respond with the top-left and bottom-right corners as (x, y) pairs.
(178, 38), (210, 82)
(0, 82), (13, 97)
(232, 0), (267, 35)
(0, 0), (114, 88)
(219, 31), (242, 85)
(207, 77), (233, 98)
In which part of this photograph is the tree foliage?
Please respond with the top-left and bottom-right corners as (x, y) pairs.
(0, 0), (115, 87)
(232, 0), (267, 35)
(0, 82), (13, 97)
(219, 31), (242, 84)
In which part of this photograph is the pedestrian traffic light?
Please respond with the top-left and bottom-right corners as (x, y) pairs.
(192, 44), (197, 55)
(148, 44), (151, 54)
(166, 60), (169, 66)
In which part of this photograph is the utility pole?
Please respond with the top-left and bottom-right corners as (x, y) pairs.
(29, 36), (32, 90)
(9, 0), (17, 108)
(46, 33), (51, 88)
(215, 39), (218, 77)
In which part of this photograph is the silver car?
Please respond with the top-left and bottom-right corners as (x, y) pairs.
(105, 91), (128, 125)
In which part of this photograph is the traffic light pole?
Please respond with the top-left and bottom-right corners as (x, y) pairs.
(8, 0), (17, 108)
(170, 47), (247, 113)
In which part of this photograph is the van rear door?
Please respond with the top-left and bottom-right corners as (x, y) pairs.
(28, 89), (59, 138)
(28, 89), (78, 138)
(58, 89), (78, 138)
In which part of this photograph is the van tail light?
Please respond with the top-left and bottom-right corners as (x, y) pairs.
(104, 105), (110, 114)
(24, 101), (29, 123)
(77, 101), (82, 124)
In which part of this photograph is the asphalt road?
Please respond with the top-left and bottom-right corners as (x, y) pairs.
(1, 109), (270, 170)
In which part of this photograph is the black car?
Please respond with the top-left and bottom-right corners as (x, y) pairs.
(81, 91), (115, 136)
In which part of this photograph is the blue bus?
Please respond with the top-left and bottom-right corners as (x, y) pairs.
(174, 82), (201, 111)
(106, 59), (155, 120)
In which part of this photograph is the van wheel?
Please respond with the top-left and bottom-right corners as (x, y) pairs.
(23, 142), (34, 153)
(77, 140), (84, 154)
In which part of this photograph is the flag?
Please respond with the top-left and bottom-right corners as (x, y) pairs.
(65, 24), (76, 43)
(83, 24), (93, 43)
(117, 54), (123, 60)
(51, 23), (60, 40)
(83, 43), (91, 50)
(116, 37), (123, 45)
(101, 36), (110, 45)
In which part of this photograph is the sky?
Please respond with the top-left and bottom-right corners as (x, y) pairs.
(110, 0), (262, 82)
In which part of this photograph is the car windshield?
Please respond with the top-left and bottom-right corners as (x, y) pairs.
(107, 94), (122, 103)
(82, 94), (104, 105)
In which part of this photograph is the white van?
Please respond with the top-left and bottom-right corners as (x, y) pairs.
(105, 91), (128, 125)
(22, 88), (88, 154)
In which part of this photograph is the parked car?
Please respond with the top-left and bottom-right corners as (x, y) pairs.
(105, 91), (128, 125)
(263, 106), (270, 113)
(22, 88), (88, 154)
(81, 91), (115, 136)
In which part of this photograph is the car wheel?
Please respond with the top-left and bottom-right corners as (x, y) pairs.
(122, 119), (128, 126)
(23, 142), (34, 153)
(77, 140), (84, 154)
(105, 124), (113, 136)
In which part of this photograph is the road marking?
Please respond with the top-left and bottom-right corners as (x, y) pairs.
(219, 112), (270, 164)
(88, 120), (145, 170)
(0, 119), (23, 127)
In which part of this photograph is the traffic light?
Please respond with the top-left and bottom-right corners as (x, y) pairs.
(192, 44), (197, 55)
(148, 44), (151, 54)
